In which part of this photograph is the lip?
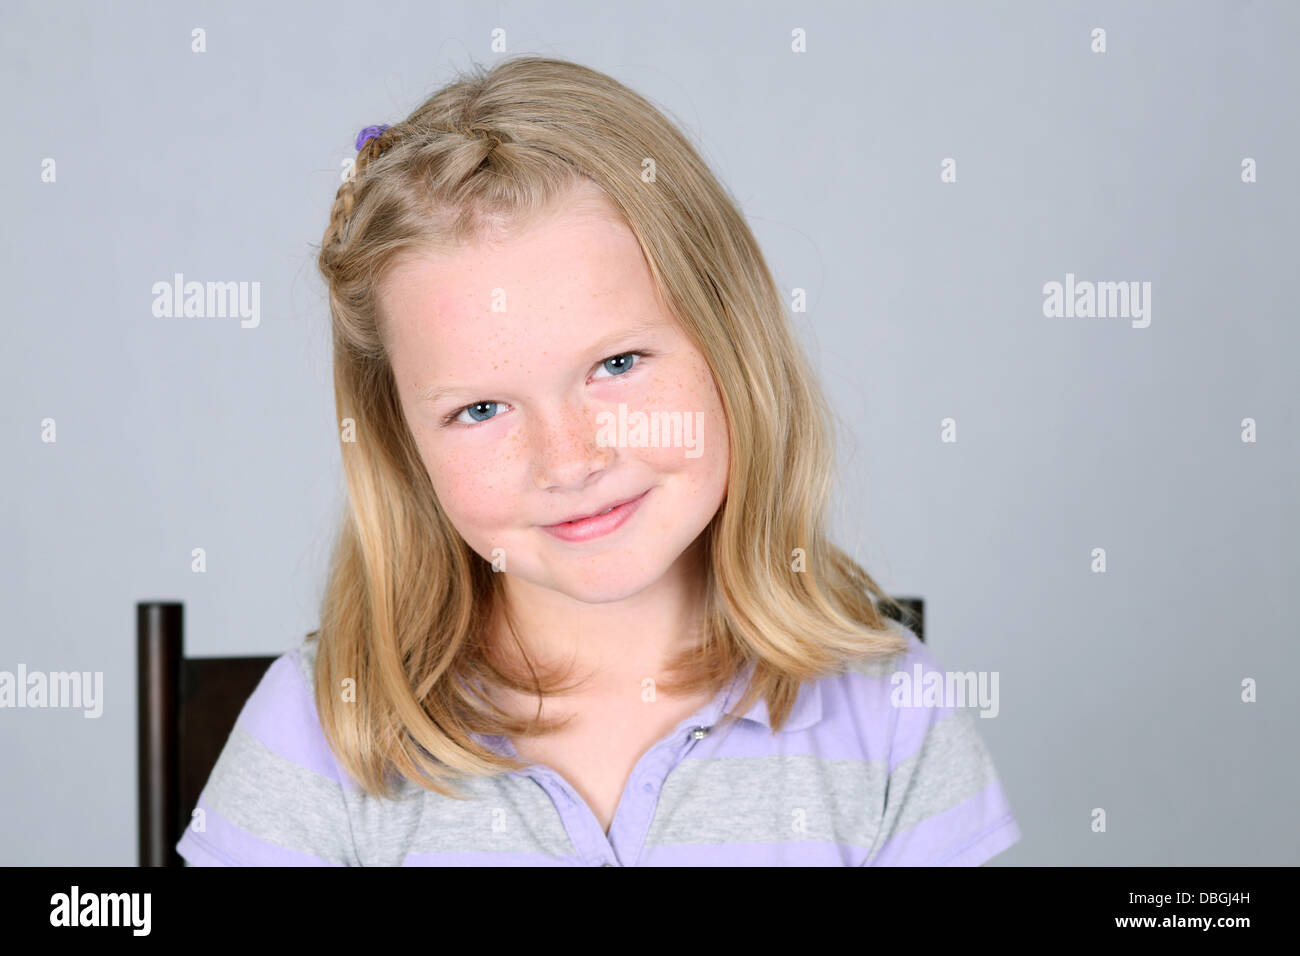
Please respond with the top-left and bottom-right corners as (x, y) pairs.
(540, 489), (650, 543)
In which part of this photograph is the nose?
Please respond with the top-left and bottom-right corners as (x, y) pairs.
(530, 399), (615, 491)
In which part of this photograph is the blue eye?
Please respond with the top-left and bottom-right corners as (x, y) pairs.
(444, 401), (501, 426)
(464, 401), (499, 422)
(594, 352), (642, 378)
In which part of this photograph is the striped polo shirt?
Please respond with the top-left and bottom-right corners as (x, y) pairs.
(176, 620), (1021, 866)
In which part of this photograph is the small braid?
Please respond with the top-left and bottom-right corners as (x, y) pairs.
(319, 125), (403, 277)
(319, 120), (507, 279)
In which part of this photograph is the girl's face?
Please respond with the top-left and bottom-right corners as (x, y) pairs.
(377, 183), (730, 606)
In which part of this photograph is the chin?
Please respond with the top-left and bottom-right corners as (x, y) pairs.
(521, 548), (672, 604)
(548, 570), (662, 605)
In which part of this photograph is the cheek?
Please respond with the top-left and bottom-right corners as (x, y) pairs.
(419, 429), (524, 533)
(636, 364), (730, 494)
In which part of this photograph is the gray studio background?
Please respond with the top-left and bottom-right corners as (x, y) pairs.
(3, 0), (1296, 865)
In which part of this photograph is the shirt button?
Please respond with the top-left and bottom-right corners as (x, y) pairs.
(690, 726), (709, 740)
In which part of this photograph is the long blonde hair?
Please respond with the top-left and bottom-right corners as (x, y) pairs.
(313, 54), (908, 800)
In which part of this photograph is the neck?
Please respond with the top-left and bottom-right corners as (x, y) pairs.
(488, 541), (709, 701)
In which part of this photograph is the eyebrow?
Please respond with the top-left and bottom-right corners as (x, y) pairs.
(417, 318), (662, 404)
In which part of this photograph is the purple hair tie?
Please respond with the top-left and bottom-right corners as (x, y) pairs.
(355, 124), (390, 150)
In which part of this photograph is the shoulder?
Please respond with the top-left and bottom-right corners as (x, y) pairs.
(833, 618), (983, 726)
(233, 635), (351, 785)
(837, 616), (934, 682)
(830, 620), (1022, 865)
(175, 634), (360, 866)
(822, 619), (939, 750)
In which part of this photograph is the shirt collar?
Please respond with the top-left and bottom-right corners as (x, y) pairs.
(706, 659), (824, 734)
(472, 660), (824, 760)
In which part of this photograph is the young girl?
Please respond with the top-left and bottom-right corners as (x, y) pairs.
(177, 55), (1020, 866)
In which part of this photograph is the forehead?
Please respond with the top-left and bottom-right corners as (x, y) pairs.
(378, 195), (666, 358)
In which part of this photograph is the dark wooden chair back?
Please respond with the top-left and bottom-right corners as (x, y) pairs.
(136, 601), (277, 867)
(883, 595), (924, 642)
